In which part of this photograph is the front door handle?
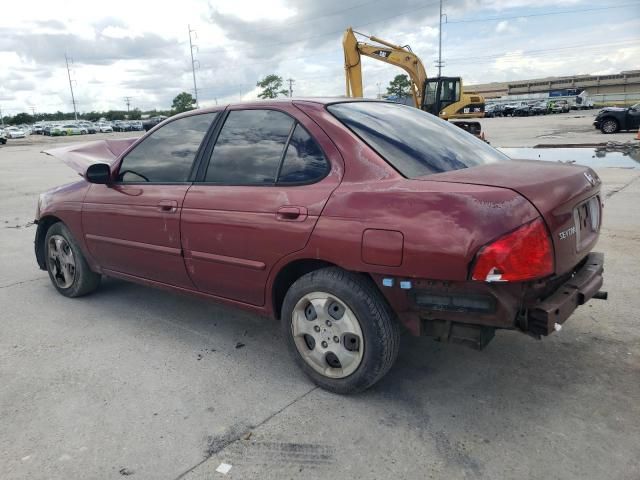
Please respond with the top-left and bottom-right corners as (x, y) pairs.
(276, 206), (308, 221)
(158, 200), (178, 213)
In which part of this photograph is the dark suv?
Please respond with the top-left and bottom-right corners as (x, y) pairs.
(594, 103), (640, 134)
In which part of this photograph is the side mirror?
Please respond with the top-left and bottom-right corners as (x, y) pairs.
(85, 163), (111, 184)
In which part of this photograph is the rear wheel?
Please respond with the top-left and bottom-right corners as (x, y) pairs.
(600, 118), (619, 134)
(45, 222), (100, 297)
(281, 267), (400, 394)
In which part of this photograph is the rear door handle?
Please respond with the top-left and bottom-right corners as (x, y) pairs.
(276, 206), (308, 221)
(158, 200), (178, 213)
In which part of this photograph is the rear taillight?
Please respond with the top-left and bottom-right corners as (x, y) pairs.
(471, 218), (554, 282)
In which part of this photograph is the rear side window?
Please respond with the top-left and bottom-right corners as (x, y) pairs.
(118, 113), (216, 183)
(278, 124), (329, 184)
(328, 102), (509, 178)
(205, 110), (294, 184)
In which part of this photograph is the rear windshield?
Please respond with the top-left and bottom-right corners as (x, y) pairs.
(328, 101), (509, 178)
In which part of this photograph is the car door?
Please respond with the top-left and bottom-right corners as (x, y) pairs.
(82, 111), (218, 288)
(181, 105), (343, 306)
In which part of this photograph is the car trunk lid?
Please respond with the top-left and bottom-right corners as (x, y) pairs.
(418, 159), (602, 275)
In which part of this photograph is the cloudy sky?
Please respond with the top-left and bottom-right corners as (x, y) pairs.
(1, 0), (638, 115)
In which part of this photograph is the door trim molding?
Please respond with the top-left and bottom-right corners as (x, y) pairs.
(85, 234), (182, 256)
(188, 249), (266, 271)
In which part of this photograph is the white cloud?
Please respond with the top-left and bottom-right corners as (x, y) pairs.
(1, 0), (638, 115)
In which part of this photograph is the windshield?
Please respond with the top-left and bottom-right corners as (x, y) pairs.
(328, 101), (509, 178)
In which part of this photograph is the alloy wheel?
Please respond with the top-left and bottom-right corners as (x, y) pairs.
(602, 119), (617, 133)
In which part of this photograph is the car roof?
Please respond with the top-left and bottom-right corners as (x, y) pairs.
(175, 97), (388, 119)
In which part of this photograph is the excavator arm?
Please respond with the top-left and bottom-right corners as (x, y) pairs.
(342, 27), (485, 124)
(343, 27), (426, 109)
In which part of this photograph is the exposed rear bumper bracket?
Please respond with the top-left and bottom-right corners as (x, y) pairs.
(527, 252), (605, 336)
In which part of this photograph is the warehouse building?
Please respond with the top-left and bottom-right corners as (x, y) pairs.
(468, 71), (640, 101)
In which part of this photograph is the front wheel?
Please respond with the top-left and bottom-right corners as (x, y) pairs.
(281, 267), (400, 394)
(600, 118), (619, 134)
(45, 222), (100, 297)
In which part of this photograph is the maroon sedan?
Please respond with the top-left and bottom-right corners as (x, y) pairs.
(35, 99), (605, 393)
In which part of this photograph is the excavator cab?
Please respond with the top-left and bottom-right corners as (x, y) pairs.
(422, 77), (462, 117)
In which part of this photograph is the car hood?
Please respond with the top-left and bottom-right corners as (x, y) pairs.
(599, 107), (626, 113)
(42, 137), (138, 175)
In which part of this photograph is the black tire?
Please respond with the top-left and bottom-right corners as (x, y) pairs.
(281, 267), (400, 394)
(44, 222), (100, 297)
(600, 118), (619, 134)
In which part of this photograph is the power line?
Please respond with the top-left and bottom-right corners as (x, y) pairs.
(445, 39), (640, 64)
(199, 0), (442, 57)
(212, 0), (388, 37)
(447, 2), (640, 24)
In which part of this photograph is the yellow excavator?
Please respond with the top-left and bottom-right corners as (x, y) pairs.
(343, 27), (485, 136)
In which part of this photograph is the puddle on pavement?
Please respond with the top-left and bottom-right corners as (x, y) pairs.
(499, 144), (640, 169)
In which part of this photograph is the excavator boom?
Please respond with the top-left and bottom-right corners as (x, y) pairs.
(343, 28), (426, 108)
(342, 27), (485, 122)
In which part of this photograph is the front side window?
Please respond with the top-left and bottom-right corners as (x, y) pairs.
(278, 124), (329, 184)
(118, 113), (216, 182)
(205, 110), (294, 184)
(328, 101), (509, 178)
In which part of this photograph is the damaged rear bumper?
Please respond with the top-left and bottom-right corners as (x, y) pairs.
(526, 252), (605, 336)
(375, 252), (605, 350)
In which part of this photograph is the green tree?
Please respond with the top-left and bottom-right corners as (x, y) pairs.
(172, 92), (196, 113)
(386, 74), (411, 98)
(127, 109), (142, 120)
(12, 112), (35, 124)
(256, 74), (288, 99)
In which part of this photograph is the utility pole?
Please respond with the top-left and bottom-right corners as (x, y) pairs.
(0, 106), (4, 127)
(124, 96), (132, 113)
(435, 0), (447, 77)
(188, 25), (200, 108)
(287, 78), (295, 97)
(65, 53), (78, 121)
(30, 106), (36, 122)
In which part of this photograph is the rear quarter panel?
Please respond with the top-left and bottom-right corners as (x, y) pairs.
(306, 179), (540, 281)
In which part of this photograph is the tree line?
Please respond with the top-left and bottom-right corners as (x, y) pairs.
(2, 74), (411, 124)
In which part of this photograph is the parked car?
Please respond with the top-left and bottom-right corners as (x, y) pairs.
(36, 99), (605, 393)
(0, 129), (6, 144)
(129, 121), (144, 131)
(142, 116), (167, 131)
(593, 103), (640, 134)
(501, 104), (517, 116)
(51, 124), (84, 136)
(483, 104), (503, 118)
(79, 122), (98, 134)
(530, 102), (548, 115)
(113, 121), (132, 132)
(5, 127), (26, 138)
(513, 104), (531, 117)
(96, 123), (113, 133)
(550, 100), (570, 113)
(32, 124), (45, 134)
